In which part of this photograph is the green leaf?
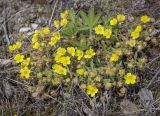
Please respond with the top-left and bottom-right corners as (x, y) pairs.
(61, 23), (78, 37)
(79, 11), (89, 26)
(78, 8), (101, 31)
(62, 8), (101, 38)
(78, 26), (91, 31)
(134, 51), (138, 60)
(88, 8), (95, 27)
(93, 13), (101, 26)
(69, 10), (76, 23)
(70, 40), (89, 50)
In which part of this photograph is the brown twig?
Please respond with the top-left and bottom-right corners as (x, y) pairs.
(0, 7), (38, 29)
(146, 69), (160, 88)
(2, 8), (10, 45)
(145, 55), (160, 69)
(48, 0), (59, 26)
(4, 76), (63, 105)
(0, 66), (19, 74)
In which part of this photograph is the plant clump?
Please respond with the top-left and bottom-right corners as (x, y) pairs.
(9, 8), (154, 97)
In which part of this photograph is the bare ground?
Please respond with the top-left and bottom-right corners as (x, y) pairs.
(0, 0), (160, 116)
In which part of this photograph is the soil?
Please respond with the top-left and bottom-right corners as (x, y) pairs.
(0, 0), (160, 115)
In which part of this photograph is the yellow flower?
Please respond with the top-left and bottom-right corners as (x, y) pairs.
(117, 14), (126, 22)
(131, 31), (140, 39)
(53, 32), (61, 40)
(14, 54), (24, 63)
(110, 53), (119, 62)
(33, 42), (40, 49)
(95, 25), (105, 35)
(75, 49), (84, 60)
(15, 41), (22, 49)
(56, 47), (66, 56)
(110, 18), (118, 26)
(87, 85), (98, 97)
(9, 42), (22, 52)
(140, 15), (150, 23)
(20, 67), (31, 79)
(59, 56), (71, 66)
(54, 20), (60, 29)
(84, 49), (96, 59)
(9, 45), (16, 53)
(103, 29), (112, 39)
(42, 27), (50, 35)
(135, 25), (142, 33)
(49, 32), (60, 46)
(34, 30), (40, 34)
(76, 68), (84, 76)
(54, 55), (61, 63)
(52, 64), (67, 75)
(49, 37), (58, 46)
(127, 40), (136, 47)
(32, 34), (39, 43)
(60, 10), (69, 19)
(67, 47), (75, 56)
(124, 73), (137, 84)
(21, 58), (30, 66)
(60, 18), (69, 26)
(8, 45), (14, 52)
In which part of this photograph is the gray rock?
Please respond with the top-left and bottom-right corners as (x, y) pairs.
(19, 27), (31, 33)
(31, 23), (38, 29)
(27, 31), (34, 36)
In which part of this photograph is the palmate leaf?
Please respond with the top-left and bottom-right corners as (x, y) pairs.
(61, 8), (101, 37)
(79, 8), (101, 30)
(79, 11), (89, 26)
(78, 26), (90, 31)
(88, 8), (95, 28)
(93, 12), (101, 27)
(69, 10), (76, 23)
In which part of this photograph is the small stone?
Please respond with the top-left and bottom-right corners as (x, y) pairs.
(19, 27), (31, 33)
(31, 23), (38, 29)
(27, 32), (34, 36)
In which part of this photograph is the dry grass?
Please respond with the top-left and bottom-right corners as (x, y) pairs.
(0, 0), (160, 115)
